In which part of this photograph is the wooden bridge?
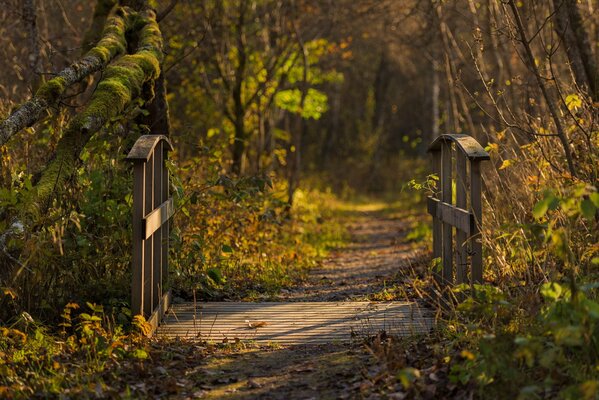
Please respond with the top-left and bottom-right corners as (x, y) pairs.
(127, 134), (488, 344)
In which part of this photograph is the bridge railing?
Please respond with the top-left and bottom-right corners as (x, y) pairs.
(126, 135), (174, 332)
(427, 134), (489, 289)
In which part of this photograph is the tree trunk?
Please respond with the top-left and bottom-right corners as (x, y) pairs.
(552, 0), (598, 102)
(508, 0), (577, 178)
(231, 115), (246, 175)
(22, 0), (41, 92)
(230, 1), (248, 175)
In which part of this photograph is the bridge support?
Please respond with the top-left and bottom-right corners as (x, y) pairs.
(427, 134), (490, 292)
(127, 135), (174, 334)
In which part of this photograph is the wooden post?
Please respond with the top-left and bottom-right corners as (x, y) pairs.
(143, 152), (154, 317)
(161, 146), (169, 292)
(470, 160), (483, 284)
(426, 134), (489, 295)
(127, 135), (174, 326)
(131, 161), (145, 317)
(455, 151), (468, 284)
(441, 141), (453, 285)
(152, 142), (163, 308)
(431, 149), (442, 285)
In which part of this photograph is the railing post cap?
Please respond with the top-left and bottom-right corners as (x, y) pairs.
(428, 134), (490, 161)
(126, 135), (173, 162)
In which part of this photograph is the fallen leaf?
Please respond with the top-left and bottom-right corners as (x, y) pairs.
(245, 320), (268, 329)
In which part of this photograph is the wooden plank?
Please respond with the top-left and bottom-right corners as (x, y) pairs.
(126, 135), (173, 161)
(456, 152), (468, 284)
(161, 146), (169, 295)
(428, 134), (490, 161)
(427, 198), (471, 235)
(143, 153), (154, 317)
(131, 161), (145, 317)
(143, 198), (174, 240)
(157, 302), (434, 344)
(441, 141), (453, 285)
(470, 160), (483, 283)
(146, 291), (171, 337)
(430, 150), (443, 287)
(152, 144), (163, 308)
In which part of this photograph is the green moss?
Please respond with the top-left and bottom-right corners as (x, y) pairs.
(89, 9), (129, 63)
(28, 8), (128, 113)
(35, 77), (67, 103)
(81, 0), (118, 53)
(26, 7), (165, 217)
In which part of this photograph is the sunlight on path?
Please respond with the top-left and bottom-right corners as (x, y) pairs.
(158, 301), (432, 344)
(159, 202), (433, 345)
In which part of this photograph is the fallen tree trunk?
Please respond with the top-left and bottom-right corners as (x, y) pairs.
(28, 8), (164, 216)
(0, 7), (129, 146)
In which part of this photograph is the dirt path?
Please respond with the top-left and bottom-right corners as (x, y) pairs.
(177, 204), (430, 399)
(279, 205), (428, 302)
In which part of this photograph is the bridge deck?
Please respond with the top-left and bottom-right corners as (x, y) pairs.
(157, 301), (434, 345)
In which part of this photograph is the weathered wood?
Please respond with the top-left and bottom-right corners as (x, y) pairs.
(429, 134), (490, 161)
(161, 147), (169, 295)
(146, 291), (171, 336)
(456, 151), (468, 284)
(152, 144), (162, 308)
(126, 134), (173, 161)
(470, 160), (483, 283)
(131, 162), (146, 317)
(143, 152), (154, 317)
(143, 198), (174, 239)
(441, 141), (453, 284)
(431, 149), (442, 285)
(158, 302), (434, 344)
(128, 135), (174, 323)
(427, 197), (471, 235)
(427, 134), (488, 293)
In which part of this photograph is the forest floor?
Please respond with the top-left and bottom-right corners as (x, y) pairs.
(143, 202), (433, 400)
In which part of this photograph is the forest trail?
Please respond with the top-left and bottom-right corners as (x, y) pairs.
(164, 203), (432, 399)
(278, 203), (428, 302)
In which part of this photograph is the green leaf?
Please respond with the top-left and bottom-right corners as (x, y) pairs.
(582, 299), (599, 319)
(131, 349), (149, 360)
(553, 325), (583, 346)
(86, 302), (104, 313)
(533, 199), (550, 219)
(540, 282), (563, 302)
(589, 192), (599, 208)
(221, 244), (233, 253)
(207, 268), (223, 284)
(397, 367), (420, 390)
(533, 191), (559, 219)
(581, 199), (596, 219)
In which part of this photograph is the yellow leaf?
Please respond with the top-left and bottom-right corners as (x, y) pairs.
(499, 159), (514, 170)
(566, 94), (582, 111)
(485, 143), (499, 153)
(460, 350), (476, 360)
(525, 175), (539, 186)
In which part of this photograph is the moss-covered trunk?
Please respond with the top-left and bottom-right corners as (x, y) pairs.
(27, 6), (164, 216)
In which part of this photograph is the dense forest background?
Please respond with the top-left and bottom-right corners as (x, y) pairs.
(0, 0), (598, 398)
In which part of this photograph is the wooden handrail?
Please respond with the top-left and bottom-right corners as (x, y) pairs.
(427, 134), (489, 289)
(428, 134), (490, 161)
(126, 135), (173, 334)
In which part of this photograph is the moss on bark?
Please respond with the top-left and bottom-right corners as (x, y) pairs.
(28, 8), (163, 217)
(0, 9), (130, 146)
(81, 0), (118, 53)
